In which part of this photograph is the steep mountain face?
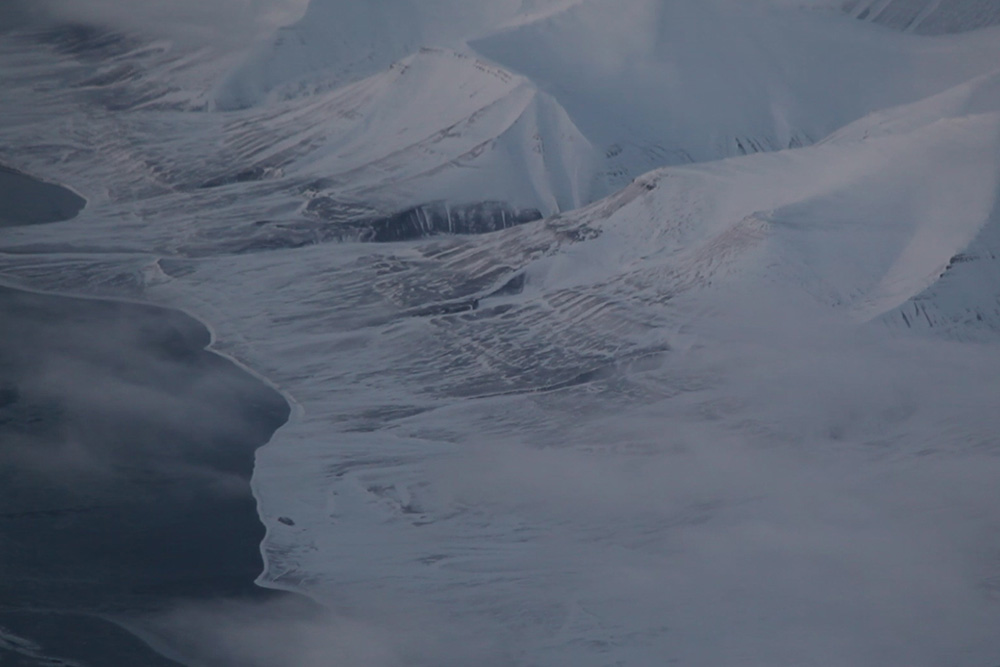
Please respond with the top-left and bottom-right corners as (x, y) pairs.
(844, 0), (1000, 33)
(209, 0), (1000, 218)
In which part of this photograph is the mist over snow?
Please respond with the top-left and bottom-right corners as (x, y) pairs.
(2, 0), (1000, 665)
(20, 0), (309, 47)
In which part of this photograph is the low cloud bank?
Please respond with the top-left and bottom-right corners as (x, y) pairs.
(5, 0), (307, 47)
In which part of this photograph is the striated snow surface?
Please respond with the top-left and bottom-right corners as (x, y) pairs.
(214, 47), (600, 215)
(3, 0), (1000, 665)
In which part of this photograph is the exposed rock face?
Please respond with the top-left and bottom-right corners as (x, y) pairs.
(304, 199), (543, 243)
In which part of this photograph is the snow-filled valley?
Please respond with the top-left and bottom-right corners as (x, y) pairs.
(3, 0), (1000, 665)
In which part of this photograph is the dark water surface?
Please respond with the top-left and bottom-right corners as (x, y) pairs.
(0, 165), (86, 227)
(0, 285), (291, 665)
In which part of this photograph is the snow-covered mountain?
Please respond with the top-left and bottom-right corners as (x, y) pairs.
(213, 47), (600, 215)
(201, 0), (1000, 219)
(3, 0), (1000, 665)
(212, 0), (570, 110)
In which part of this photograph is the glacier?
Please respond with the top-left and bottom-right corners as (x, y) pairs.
(2, 0), (1000, 665)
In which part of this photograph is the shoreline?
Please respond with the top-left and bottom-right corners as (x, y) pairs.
(0, 282), (294, 665)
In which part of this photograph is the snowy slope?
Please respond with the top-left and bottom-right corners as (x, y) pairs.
(818, 71), (1000, 336)
(211, 48), (600, 215)
(143, 74), (1000, 664)
(403, 70), (1000, 344)
(471, 0), (1000, 167)
(3, 3), (1000, 666)
(204, 0), (1000, 219)
(212, 0), (572, 110)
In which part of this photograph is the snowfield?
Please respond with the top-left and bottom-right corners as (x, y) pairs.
(3, 0), (1000, 665)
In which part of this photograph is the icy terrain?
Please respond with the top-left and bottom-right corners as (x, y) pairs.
(3, 0), (1000, 664)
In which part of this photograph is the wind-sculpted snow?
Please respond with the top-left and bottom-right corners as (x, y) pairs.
(819, 71), (1000, 336)
(4, 4), (1000, 666)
